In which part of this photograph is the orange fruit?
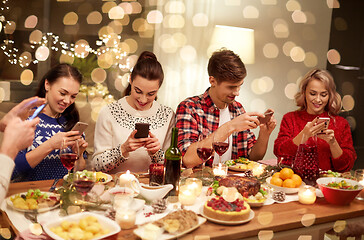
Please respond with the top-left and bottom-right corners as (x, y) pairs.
(280, 168), (294, 180)
(270, 177), (283, 187)
(291, 174), (302, 187)
(272, 172), (281, 178)
(282, 179), (295, 188)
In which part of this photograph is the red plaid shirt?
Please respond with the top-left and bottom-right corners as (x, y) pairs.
(176, 88), (256, 161)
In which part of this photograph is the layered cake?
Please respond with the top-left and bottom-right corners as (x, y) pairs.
(203, 196), (251, 221)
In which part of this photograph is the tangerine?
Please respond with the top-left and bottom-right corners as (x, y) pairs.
(282, 179), (295, 188)
(270, 177), (283, 187)
(280, 168), (294, 180)
(272, 172), (281, 178)
(291, 174), (302, 187)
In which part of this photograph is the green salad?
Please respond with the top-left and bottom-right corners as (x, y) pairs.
(326, 180), (359, 190)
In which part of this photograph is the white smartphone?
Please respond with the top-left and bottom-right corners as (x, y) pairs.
(28, 103), (47, 120)
(317, 117), (330, 130)
(70, 122), (88, 134)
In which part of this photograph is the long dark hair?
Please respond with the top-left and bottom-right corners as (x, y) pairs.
(35, 63), (83, 131)
(124, 51), (164, 96)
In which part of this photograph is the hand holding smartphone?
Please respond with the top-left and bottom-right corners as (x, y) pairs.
(135, 123), (150, 138)
(317, 117), (330, 130)
(70, 122), (88, 134)
(257, 111), (274, 124)
(28, 103), (47, 120)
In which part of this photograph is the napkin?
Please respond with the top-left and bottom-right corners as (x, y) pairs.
(15, 227), (51, 240)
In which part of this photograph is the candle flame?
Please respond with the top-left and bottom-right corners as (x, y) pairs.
(126, 170), (130, 174)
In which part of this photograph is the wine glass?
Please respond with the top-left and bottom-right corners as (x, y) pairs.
(212, 132), (230, 164)
(60, 138), (79, 176)
(196, 133), (214, 169)
(73, 170), (96, 210)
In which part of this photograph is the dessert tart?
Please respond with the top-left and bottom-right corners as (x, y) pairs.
(203, 196), (251, 221)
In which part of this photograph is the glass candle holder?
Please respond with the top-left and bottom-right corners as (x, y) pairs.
(354, 169), (364, 200)
(149, 163), (164, 186)
(115, 209), (136, 230)
(213, 163), (228, 177)
(298, 185), (316, 204)
(178, 185), (197, 205)
(185, 178), (202, 196)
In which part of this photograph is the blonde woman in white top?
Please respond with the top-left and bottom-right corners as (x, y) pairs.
(92, 51), (175, 173)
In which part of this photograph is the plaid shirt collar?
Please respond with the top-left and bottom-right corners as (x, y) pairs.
(202, 88), (239, 116)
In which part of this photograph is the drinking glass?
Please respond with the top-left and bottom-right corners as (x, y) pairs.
(212, 132), (230, 164)
(196, 133), (214, 169)
(73, 170), (96, 210)
(60, 138), (79, 175)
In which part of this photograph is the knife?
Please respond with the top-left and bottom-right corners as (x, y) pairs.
(49, 179), (60, 192)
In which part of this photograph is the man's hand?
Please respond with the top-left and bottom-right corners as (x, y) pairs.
(229, 112), (264, 133)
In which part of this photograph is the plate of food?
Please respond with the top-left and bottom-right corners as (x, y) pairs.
(6, 189), (60, 213)
(134, 210), (205, 240)
(266, 177), (305, 194)
(201, 209), (254, 225)
(64, 171), (112, 184)
(43, 212), (120, 240)
(244, 188), (270, 207)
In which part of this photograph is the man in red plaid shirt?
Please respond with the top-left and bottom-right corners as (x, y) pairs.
(176, 49), (277, 168)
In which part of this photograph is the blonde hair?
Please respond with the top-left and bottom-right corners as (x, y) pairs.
(294, 69), (342, 115)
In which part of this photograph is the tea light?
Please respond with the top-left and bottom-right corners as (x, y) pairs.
(115, 209), (136, 229)
(298, 185), (316, 204)
(253, 164), (265, 176)
(119, 170), (137, 188)
(178, 185), (197, 205)
(185, 178), (202, 196)
(213, 163), (228, 177)
(354, 169), (364, 200)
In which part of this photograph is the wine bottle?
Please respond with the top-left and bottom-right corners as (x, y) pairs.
(164, 127), (182, 196)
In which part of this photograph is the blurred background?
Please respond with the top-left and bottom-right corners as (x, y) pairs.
(0, 0), (362, 168)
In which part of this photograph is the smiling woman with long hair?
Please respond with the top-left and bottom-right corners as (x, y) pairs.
(12, 63), (88, 181)
(274, 69), (356, 172)
(92, 51), (175, 173)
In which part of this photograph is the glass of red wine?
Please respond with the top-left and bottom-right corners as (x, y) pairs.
(212, 132), (230, 164)
(60, 138), (79, 176)
(196, 133), (214, 169)
(73, 170), (96, 209)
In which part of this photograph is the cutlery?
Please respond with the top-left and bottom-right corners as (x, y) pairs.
(49, 178), (60, 192)
(24, 210), (43, 235)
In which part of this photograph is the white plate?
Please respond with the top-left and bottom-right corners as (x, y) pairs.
(63, 172), (112, 184)
(201, 209), (254, 225)
(133, 216), (206, 240)
(6, 192), (60, 213)
(266, 177), (305, 194)
(43, 212), (120, 240)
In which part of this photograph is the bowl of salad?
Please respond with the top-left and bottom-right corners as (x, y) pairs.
(316, 177), (363, 205)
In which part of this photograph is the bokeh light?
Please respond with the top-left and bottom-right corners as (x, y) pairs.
(19, 51), (32, 67)
(97, 52), (113, 69)
(59, 51), (74, 64)
(119, 2), (132, 14)
(147, 10), (163, 24)
(334, 17), (348, 31)
(304, 52), (318, 67)
(305, 12), (316, 24)
(108, 6), (124, 19)
(24, 15), (38, 28)
(301, 214), (316, 227)
(91, 68), (107, 83)
(327, 49), (341, 64)
(327, 0), (340, 8)
(257, 211), (273, 225)
(290, 46), (305, 62)
(63, 12), (78, 25)
(225, 0), (240, 6)
(263, 43), (279, 58)
(261, 0), (277, 5)
(20, 69), (34, 85)
(165, 1), (185, 13)
(102, 2), (116, 13)
(342, 95), (355, 111)
(273, 19), (289, 38)
(163, 15), (185, 28)
(292, 10), (307, 23)
(172, 33), (187, 47)
(130, 2), (142, 14)
(286, 0), (301, 11)
(298, 236), (312, 240)
(74, 39), (90, 58)
(29, 30), (43, 44)
(285, 83), (298, 99)
(283, 41), (296, 56)
(258, 230), (274, 240)
(4, 21), (16, 34)
(243, 6), (259, 18)
(108, 20), (123, 34)
(98, 26), (114, 39)
(87, 11), (102, 24)
(124, 38), (138, 53)
(35, 46), (50, 61)
(192, 13), (209, 27)
(179, 45), (197, 62)
(333, 220), (346, 233)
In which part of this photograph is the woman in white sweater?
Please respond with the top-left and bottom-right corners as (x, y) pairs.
(92, 51), (175, 173)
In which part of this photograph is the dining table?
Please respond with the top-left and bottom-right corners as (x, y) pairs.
(1, 172), (364, 240)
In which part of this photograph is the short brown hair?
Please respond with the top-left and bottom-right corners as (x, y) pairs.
(295, 68), (342, 115)
(207, 49), (247, 83)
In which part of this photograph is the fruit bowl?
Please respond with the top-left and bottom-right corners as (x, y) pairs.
(316, 177), (363, 205)
(266, 177), (305, 194)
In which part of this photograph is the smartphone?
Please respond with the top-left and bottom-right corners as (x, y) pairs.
(317, 117), (330, 130)
(258, 111), (274, 124)
(135, 123), (150, 138)
(28, 103), (47, 120)
(70, 122), (88, 134)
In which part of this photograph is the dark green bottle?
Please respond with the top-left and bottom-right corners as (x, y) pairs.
(164, 127), (182, 196)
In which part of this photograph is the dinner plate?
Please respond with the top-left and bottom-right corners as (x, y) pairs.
(266, 177), (305, 194)
(6, 192), (60, 213)
(63, 172), (112, 184)
(200, 209), (255, 225)
(43, 212), (120, 240)
(133, 216), (206, 240)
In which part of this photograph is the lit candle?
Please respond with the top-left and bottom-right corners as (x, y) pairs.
(213, 163), (228, 177)
(185, 178), (202, 196)
(115, 209), (136, 229)
(118, 170), (140, 195)
(178, 185), (197, 205)
(253, 164), (265, 176)
(298, 185), (316, 204)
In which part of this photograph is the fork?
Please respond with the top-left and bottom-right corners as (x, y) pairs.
(49, 178), (60, 192)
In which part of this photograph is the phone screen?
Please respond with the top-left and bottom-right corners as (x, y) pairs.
(28, 103), (47, 120)
(135, 123), (149, 138)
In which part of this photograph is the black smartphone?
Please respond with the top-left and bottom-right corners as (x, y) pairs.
(258, 111), (274, 124)
(135, 123), (150, 138)
(28, 103), (47, 120)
